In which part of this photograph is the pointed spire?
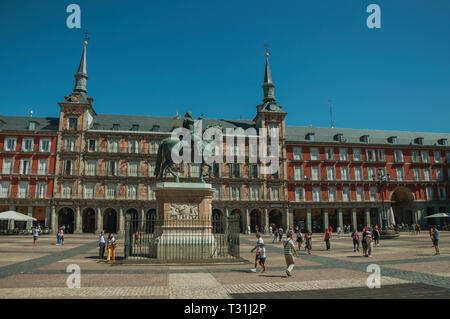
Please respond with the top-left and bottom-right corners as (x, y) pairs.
(73, 42), (89, 94)
(262, 53), (276, 103)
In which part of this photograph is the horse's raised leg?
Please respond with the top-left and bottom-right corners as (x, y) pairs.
(167, 161), (179, 183)
(160, 161), (169, 181)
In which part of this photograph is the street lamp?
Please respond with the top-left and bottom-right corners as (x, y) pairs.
(372, 171), (390, 230)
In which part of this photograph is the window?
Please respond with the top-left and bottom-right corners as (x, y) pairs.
(328, 187), (337, 202)
(2, 158), (13, 174)
(39, 138), (51, 152)
(108, 140), (119, 153)
(107, 161), (117, 176)
(106, 185), (116, 199)
(213, 163), (222, 178)
(423, 168), (431, 181)
(377, 149), (385, 162)
(127, 185), (137, 199)
(250, 186), (260, 200)
(270, 187), (280, 200)
(426, 187), (434, 200)
(353, 148), (361, 161)
(128, 140), (140, 153)
(293, 147), (302, 160)
(249, 164), (258, 178)
(412, 151), (420, 163)
(148, 185), (156, 200)
(366, 149), (376, 162)
(231, 186), (241, 200)
(63, 160), (73, 175)
(93, 123), (100, 130)
(294, 187), (305, 202)
(65, 138), (76, 152)
(340, 167), (349, 180)
(396, 167), (404, 181)
(446, 152), (450, 164)
(354, 167), (362, 181)
(421, 151), (429, 163)
(342, 187), (350, 202)
(249, 143), (257, 158)
(62, 183), (73, 199)
(394, 150), (404, 163)
(128, 162), (139, 176)
(415, 137), (424, 145)
(413, 168), (421, 181)
(0, 181), (11, 198)
(438, 187), (446, 200)
(149, 141), (159, 154)
(361, 135), (370, 144)
(325, 147), (334, 160)
(84, 184), (94, 199)
(326, 166), (335, 180)
(4, 137), (17, 151)
(370, 187), (377, 202)
(335, 134), (344, 143)
(132, 124), (139, 131)
(86, 161), (96, 176)
(435, 168), (443, 181)
(36, 182), (47, 199)
(268, 123), (279, 138)
(191, 163), (201, 177)
(306, 133), (315, 141)
(294, 166), (303, 181)
(22, 138), (34, 152)
(389, 136), (398, 144)
(152, 125), (160, 132)
(368, 167), (376, 181)
(88, 139), (97, 152)
(434, 151), (442, 163)
(18, 182), (29, 198)
(311, 166), (320, 181)
(19, 159), (31, 174)
(112, 124), (120, 131)
(356, 187), (364, 202)
(312, 187), (321, 202)
(38, 159), (48, 175)
(68, 118), (78, 130)
(148, 162), (156, 177)
(310, 148), (319, 160)
(28, 122), (36, 131)
(231, 164), (240, 178)
(339, 148), (348, 161)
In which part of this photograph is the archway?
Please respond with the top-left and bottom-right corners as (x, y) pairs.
(82, 208), (96, 233)
(125, 208), (139, 233)
(231, 209), (243, 233)
(328, 209), (338, 231)
(250, 209), (262, 233)
(293, 209), (306, 231)
(311, 209), (322, 233)
(145, 209), (157, 233)
(269, 209), (282, 229)
(391, 187), (415, 226)
(103, 208), (118, 233)
(57, 208), (74, 234)
(212, 209), (224, 233)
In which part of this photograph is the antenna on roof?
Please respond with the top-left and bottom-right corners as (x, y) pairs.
(328, 99), (334, 128)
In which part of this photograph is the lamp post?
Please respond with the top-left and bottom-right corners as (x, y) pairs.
(373, 171), (390, 230)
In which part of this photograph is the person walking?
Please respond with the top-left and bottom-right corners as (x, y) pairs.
(373, 225), (380, 247)
(272, 227), (278, 243)
(250, 233), (264, 271)
(305, 232), (312, 255)
(364, 230), (374, 257)
(283, 233), (298, 277)
(336, 226), (342, 239)
(432, 226), (440, 255)
(278, 227), (283, 242)
(99, 230), (106, 260)
(269, 225), (273, 235)
(32, 226), (40, 246)
(351, 228), (360, 252)
(296, 229), (303, 251)
(324, 228), (332, 251)
(56, 227), (63, 246)
(106, 233), (117, 263)
(256, 243), (266, 273)
(362, 229), (368, 257)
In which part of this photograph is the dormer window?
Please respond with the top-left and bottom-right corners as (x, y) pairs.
(152, 125), (160, 132)
(306, 133), (315, 141)
(68, 118), (78, 130)
(28, 121), (36, 131)
(334, 134), (344, 143)
(388, 136), (398, 144)
(415, 137), (424, 145)
(132, 124), (139, 131)
(360, 135), (370, 144)
(112, 124), (120, 131)
(92, 123), (100, 130)
(438, 138), (447, 146)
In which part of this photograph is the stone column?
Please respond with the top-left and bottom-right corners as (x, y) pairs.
(245, 208), (250, 233)
(51, 206), (57, 233)
(263, 208), (269, 230)
(45, 206), (51, 229)
(95, 207), (103, 234)
(140, 208), (145, 230)
(351, 208), (357, 231)
(284, 207), (290, 230)
(74, 206), (82, 234)
(338, 208), (343, 229)
(8, 206), (16, 230)
(323, 209), (329, 232)
(288, 208), (294, 230)
(365, 208), (371, 227)
(377, 207), (383, 229)
(306, 208), (312, 233)
(27, 206), (33, 229)
(118, 207), (125, 236)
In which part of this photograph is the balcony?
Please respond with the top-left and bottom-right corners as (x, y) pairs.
(1, 169), (52, 177)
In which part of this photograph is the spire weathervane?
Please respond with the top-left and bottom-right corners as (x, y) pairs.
(264, 43), (271, 57)
(83, 30), (90, 46)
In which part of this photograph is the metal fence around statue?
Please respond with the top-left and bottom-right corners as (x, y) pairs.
(124, 214), (240, 263)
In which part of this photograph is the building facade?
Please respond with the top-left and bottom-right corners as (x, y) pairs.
(0, 44), (449, 234)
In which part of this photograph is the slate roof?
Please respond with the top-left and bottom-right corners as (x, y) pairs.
(0, 116), (59, 133)
(286, 125), (450, 147)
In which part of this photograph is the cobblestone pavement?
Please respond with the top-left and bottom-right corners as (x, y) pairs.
(0, 232), (449, 298)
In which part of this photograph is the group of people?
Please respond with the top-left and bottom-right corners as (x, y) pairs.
(98, 231), (117, 263)
(350, 226), (380, 258)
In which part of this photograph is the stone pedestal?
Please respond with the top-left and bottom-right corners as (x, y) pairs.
(150, 182), (216, 260)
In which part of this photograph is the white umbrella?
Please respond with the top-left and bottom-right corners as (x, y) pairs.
(389, 207), (396, 226)
(0, 211), (36, 221)
(425, 213), (450, 219)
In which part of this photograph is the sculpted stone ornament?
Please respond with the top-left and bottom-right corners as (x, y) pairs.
(169, 203), (199, 220)
(70, 94), (79, 102)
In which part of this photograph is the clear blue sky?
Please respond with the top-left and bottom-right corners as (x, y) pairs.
(0, 0), (449, 133)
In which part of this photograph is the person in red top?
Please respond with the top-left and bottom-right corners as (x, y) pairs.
(324, 229), (332, 251)
(329, 226), (333, 233)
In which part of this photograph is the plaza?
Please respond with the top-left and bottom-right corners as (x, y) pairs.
(0, 231), (448, 299)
